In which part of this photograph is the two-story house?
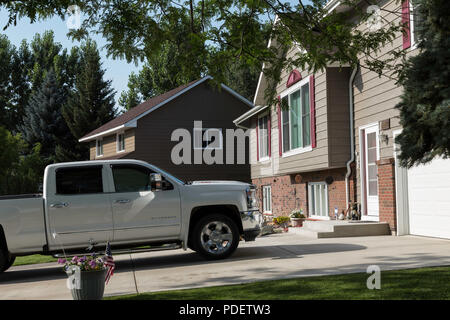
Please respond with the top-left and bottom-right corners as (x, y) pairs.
(234, 0), (450, 239)
(79, 76), (253, 182)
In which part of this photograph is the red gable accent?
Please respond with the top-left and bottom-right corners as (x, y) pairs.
(286, 70), (302, 88)
(402, 0), (411, 49)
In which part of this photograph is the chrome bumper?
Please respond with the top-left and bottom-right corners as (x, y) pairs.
(240, 210), (263, 232)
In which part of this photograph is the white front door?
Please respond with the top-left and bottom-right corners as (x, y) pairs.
(361, 124), (379, 219)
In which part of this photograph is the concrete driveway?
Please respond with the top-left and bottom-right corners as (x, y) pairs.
(0, 233), (449, 300)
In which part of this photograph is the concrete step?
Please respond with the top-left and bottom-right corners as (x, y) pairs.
(288, 227), (320, 238)
(291, 220), (391, 238)
(303, 220), (336, 232)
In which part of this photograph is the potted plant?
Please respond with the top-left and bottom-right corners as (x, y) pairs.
(289, 209), (306, 227)
(58, 254), (107, 300)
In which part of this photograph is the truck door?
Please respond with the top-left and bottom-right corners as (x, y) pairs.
(109, 164), (181, 243)
(46, 165), (114, 250)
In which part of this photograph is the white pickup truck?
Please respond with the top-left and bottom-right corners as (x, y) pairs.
(0, 159), (262, 272)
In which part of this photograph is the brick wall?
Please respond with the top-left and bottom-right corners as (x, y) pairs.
(252, 167), (356, 218)
(377, 158), (397, 233)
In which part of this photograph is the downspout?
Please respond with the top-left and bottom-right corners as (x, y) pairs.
(345, 65), (359, 210)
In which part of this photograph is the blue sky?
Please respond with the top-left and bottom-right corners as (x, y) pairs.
(0, 9), (143, 107)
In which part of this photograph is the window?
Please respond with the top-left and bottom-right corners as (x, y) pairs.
(262, 185), (272, 213)
(56, 166), (103, 195)
(112, 165), (153, 193)
(117, 133), (125, 152)
(308, 182), (328, 217)
(258, 114), (270, 160)
(193, 128), (223, 150)
(281, 79), (311, 154)
(366, 132), (378, 196)
(96, 139), (103, 157)
(410, 0), (423, 48)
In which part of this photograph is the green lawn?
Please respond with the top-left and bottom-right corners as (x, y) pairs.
(107, 266), (450, 300)
(13, 254), (57, 266)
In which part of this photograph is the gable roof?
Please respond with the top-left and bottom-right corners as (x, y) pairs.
(79, 75), (253, 142)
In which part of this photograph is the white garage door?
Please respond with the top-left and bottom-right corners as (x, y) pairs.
(407, 157), (450, 239)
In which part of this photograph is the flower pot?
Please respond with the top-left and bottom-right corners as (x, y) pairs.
(290, 218), (305, 227)
(66, 268), (107, 300)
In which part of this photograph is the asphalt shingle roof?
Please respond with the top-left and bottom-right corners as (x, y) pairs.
(80, 78), (203, 140)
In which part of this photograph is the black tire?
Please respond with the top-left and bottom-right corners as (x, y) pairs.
(192, 214), (240, 260)
(0, 250), (15, 273)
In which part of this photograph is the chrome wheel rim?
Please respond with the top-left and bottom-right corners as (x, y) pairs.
(200, 221), (234, 255)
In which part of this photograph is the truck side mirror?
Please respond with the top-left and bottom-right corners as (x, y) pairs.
(150, 173), (162, 191)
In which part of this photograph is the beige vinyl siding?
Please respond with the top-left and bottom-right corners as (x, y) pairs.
(354, 0), (418, 202)
(251, 65), (352, 178)
(89, 129), (135, 160)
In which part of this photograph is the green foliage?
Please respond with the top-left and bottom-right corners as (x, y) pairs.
(0, 127), (45, 195)
(19, 70), (70, 160)
(395, 0), (450, 167)
(61, 39), (116, 160)
(1, 1), (409, 103)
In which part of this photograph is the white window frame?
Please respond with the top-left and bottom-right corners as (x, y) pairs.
(96, 139), (103, 157)
(193, 128), (223, 150)
(116, 132), (126, 153)
(258, 112), (270, 162)
(262, 185), (272, 214)
(280, 76), (312, 158)
(410, 0), (420, 49)
(308, 182), (330, 220)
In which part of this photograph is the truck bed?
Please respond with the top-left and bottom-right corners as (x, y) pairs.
(0, 194), (42, 200)
(0, 195), (47, 254)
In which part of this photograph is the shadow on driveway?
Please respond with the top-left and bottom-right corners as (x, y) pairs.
(0, 242), (366, 285)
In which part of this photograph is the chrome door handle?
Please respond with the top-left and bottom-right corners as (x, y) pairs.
(114, 199), (130, 204)
(50, 202), (69, 208)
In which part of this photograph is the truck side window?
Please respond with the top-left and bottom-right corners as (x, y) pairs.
(56, 166), (103, 194)
(112, 165), (153, 193)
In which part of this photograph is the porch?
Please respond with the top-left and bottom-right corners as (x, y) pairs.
(289, 220), (391, 238)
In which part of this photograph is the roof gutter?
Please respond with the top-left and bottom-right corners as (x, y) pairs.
(345, 64), (359, 210)
(233, 105), (269, 127)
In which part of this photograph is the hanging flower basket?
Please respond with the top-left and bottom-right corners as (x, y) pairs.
(60, 255), (107, 300)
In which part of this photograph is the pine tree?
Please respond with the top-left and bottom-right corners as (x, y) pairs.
(61, 39), (116, 160)
(395, 0), (450, 167)
(20, 69), (69, 160)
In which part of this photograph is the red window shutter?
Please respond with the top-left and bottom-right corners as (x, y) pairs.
(277, 96), (282, 156)
(267, 111), (271, 158)
(402, 0), (411, 49)
(309, 75), (316, 148)
(255, 118), (259, 161)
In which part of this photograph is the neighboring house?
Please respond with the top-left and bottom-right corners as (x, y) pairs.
(234, 0), (450, 239)
(79, 76), (252, 182)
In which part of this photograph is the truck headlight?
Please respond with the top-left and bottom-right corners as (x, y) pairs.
(246, 185), (258, 210)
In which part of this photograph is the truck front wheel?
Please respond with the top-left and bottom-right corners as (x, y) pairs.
(192, 214), (240, 260)
(0, 250), (15, 273)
